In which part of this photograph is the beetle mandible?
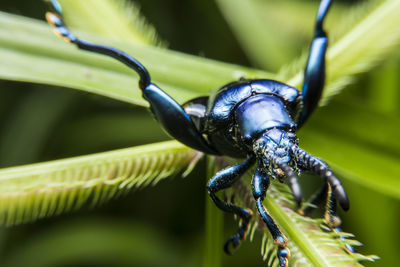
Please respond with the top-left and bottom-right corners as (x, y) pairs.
(46, 0), (350, 266)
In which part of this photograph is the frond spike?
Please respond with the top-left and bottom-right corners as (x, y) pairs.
(0, 141), (196, 226)
(220, 158), (377, 266)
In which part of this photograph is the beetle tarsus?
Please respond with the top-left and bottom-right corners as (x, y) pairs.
(277, 246), (290, 267)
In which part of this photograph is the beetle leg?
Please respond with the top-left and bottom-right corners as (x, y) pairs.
(252, 162), (289, 267)
(325, 182), (341, 228)
(297, 0), (332, 128)
(207, 155), (256, 255)
(326, 185), (356, 253)
(46, 0), (218, 155)
(300, 181), (356, 253)
(297, 178), (340, 227)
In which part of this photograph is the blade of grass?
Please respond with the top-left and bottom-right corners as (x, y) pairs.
(0, 11), (273, 106)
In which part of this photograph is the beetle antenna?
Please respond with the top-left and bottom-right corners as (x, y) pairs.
(290, 145), (349, 211)
(46, 0), (151, 90)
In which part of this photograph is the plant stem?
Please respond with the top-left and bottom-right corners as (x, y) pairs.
(203, 156), (223, 267)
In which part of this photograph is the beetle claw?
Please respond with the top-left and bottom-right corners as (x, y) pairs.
(223, 235), (240, 255)
(277, 246), (290, 267)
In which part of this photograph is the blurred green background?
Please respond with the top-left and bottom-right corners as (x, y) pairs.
(0, 0), (399, 266)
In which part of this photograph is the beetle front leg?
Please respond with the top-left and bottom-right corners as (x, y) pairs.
(324, 182), (341, 228)
(207, 155), (255, 254)
(325, 184), (356, 253)
(252, 162), (289, 267)
(297, 0), (332, 128)
(46, 0), (218, 155)
(299, 178), (356, 253)
(298, 180), (340, 227)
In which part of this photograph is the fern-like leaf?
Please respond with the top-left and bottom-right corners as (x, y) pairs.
(228, 168), (378, 266)
(0, 141), (197, 226)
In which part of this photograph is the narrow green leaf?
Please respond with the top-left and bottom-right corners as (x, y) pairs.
(0, 12), (273, 106)
(0, 141), (197, 225)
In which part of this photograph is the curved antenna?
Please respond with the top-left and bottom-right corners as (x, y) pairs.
(46, 0), (151, 90)
(290, 145), (349, 211)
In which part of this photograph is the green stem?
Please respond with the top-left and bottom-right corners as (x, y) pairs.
(203, 156), (223, 267)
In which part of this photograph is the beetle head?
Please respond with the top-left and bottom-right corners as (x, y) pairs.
(253, 128), (299, 180)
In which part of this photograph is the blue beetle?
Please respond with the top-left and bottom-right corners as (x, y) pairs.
(46, 0), (349, 266)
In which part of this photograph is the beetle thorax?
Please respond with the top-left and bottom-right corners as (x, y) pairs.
(252, 128), (299, 179)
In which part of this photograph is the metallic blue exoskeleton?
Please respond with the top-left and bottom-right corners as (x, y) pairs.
(47, 0), (350, 266)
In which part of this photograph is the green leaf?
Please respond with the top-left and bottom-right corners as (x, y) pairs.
(0, 140), (198, 225)
(0, 11), (272, 106)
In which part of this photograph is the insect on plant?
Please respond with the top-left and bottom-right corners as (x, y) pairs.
(46, 0), (352, 266)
